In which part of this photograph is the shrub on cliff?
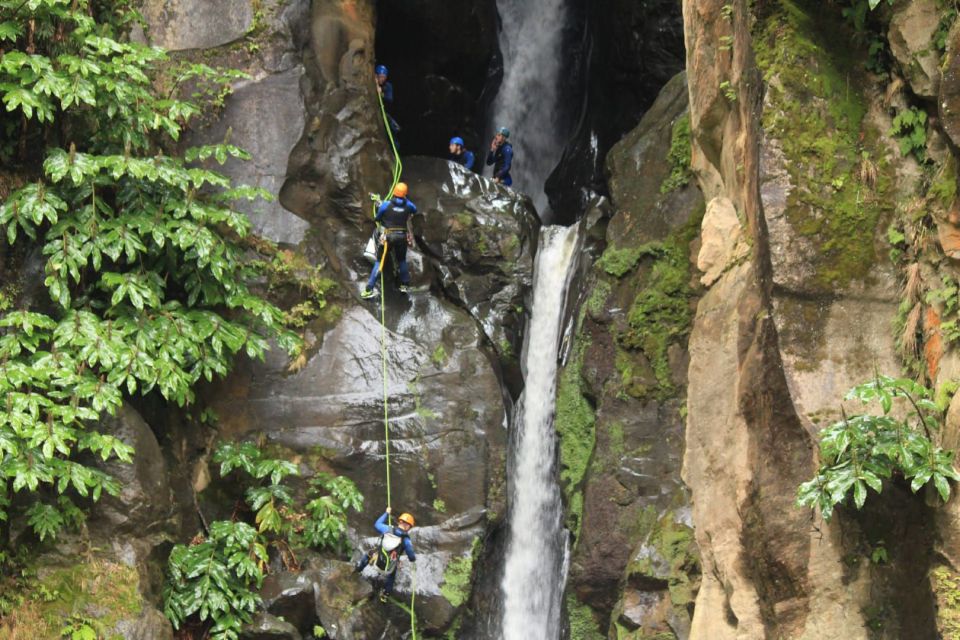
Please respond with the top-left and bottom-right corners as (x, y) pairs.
(0, 0), (298, 541)
(163, 441), (363, 640)
(797, 375), (960, 520)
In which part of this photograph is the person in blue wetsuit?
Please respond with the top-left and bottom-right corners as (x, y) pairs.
(355, 508), (417, 601)
(448, 136), (475, 171)
(361, 182), (418, 298)
(375, 64), (400, 134)
(485, 126), (513, 186)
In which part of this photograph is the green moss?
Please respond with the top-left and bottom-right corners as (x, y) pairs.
(566, 594), (605, 640)
(932, 565), (960, 638)
(440, 537), (480, 608)
(598, 246), (644, 278)
(619, 214), (702, 401)
(443, 617), (463, 640)
(614, 348), (654, 400)
(626, 509), (700, 610)
(586, 280), (612, 317)
(0, 560), (142, 639)
(660, 113), (692, 194)
(555, 324), (596, 539)
(930, 155), (958, 209)
(431, 344), (448, 366)
(753, 0), (894, 289)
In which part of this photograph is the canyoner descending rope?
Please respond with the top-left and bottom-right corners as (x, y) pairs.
(372, 83), (418, 640)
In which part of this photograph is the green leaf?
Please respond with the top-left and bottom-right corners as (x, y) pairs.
(934, 472), (952, 502)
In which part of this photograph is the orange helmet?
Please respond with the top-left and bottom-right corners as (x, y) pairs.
(397, 512), (415, 527)
(393, 182), (408, 198)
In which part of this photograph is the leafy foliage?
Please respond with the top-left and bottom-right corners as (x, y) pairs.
(842, 0), (893, 32)
(163, 521), (267, 640)
(797, 376), (960, 520)
(660, 113), (692, 195)
(0, 1), (299, 539)
(164, 442), (363, 638)
(890, 106), (929, 162)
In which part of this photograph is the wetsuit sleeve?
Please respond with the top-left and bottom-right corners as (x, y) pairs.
(375, 201), (389, 222)
(406, 200), (418, 215)
(486, 150), (496, 166)
(403, 537), (416, 561)
(382, 82), (394, 104)
(497, 145), (513, 179)
(465, 151), (475, 171)
(374, 512), (391, 534)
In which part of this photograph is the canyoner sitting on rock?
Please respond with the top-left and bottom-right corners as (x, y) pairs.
(362, 182), (419, 298)
(355, 507), (416, 602)
(375, 63), (400, 134)
(448, 136), (475, 171)
(486, 126), (513, 186)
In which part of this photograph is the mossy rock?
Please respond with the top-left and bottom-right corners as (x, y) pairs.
(0, 559), (146, 639)
(931, 564), (960, 638)
(754, 0), (895, 291)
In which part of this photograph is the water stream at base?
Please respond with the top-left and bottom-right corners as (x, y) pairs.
(500, 224), (580, 640)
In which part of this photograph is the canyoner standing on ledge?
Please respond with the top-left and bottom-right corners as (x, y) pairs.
(355, 507), (417, 602)
(376, 64), (400, 134)
(449, 136), (476, 171)
(486, 126), (514, 186)
(361, 182), (419, 298)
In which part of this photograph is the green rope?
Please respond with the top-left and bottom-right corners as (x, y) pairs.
(379, 241), (391, 509)
(373, 82), (417, 639)
(372, 85), (403, 511)
(410, 562), (418, 639)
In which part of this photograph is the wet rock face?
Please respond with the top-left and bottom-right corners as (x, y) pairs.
(240, 613), (302, 640)
(888, 0), (941, 99)
(139, 0), (253, 51)
(562, 71), (702, 637)
(90, 404), (178, 543)
(546, 0), (685, 223)
(402, 156), (538, 388)
(941, 26), (960, 149)
(280, 0), (394, 236)
(141, 0), (314, 246)
(206, 299), (504, 627)
(373, 0), (501, 157)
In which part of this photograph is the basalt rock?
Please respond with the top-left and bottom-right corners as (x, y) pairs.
(138, 0), (253, 51)
(402, 156), (538, 390)
(239, 613), (303, 640)
(279, 0), (394, 244)
(888, 0), (941, 100)
(561, 71), (702, 637)
(141, 0), (314, 245)
(373, 0), (501, 157)
(940, 23), (960, 149)
(205, 298), (505, 630)
(545, 0), (686, 223)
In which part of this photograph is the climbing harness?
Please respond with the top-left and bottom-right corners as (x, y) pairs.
(371, 532), (404, 574)
(371, 81), (418, 640)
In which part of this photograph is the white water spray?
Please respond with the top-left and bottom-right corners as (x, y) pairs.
(501, 225), (579, 640)
(490, 0), (568, 213)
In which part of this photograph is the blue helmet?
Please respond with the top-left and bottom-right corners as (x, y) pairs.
(450, 136), (465, 147)
(497, 127), (510, 138)
(375, 64), (388, 76)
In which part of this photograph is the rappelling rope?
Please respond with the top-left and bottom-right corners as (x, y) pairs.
(373, 83), (417, 640)
(372, 85), (403, 510)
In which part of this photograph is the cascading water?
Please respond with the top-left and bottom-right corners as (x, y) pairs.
(500, 224), (580, 640)
(489, 0), (568, 214)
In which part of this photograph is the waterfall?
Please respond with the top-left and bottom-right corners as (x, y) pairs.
(500, 224), (580, 640)
(489, 0), (568, 214)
